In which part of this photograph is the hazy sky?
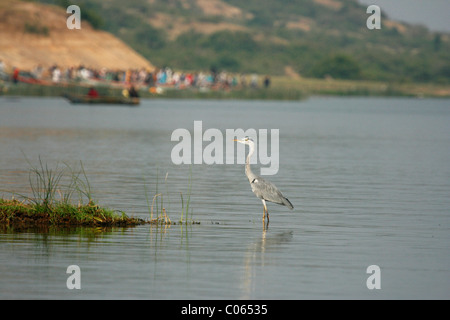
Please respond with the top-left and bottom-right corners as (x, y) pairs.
(358, 0), (450, 33)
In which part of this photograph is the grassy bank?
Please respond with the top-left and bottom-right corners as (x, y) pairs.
(271, 76), (450, 98)
(159, 86), (307, 100)
(2, 77), (449, 100)
(0, 197), (145, 228)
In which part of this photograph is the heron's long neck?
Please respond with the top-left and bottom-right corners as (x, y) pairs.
(245, 143), (257, 182)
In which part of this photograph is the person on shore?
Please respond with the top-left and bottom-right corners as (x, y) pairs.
(263, 75), (271, 88)
(12, 67), (19, 84)
(128, 85), (139, 98)
(32, 65), (43, 79)
(250, 74), (258, 88)
(52, 67), (61, 83)
(0, 60), (6, 81)
(87, 86), (99, 98)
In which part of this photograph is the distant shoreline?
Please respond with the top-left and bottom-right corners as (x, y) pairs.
(1, 77), (449, 100)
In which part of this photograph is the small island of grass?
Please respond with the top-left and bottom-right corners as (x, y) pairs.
(0, 198), (147, 229)
(0, 158), (198, 230)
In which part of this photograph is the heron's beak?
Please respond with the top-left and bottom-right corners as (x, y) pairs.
(233, 139), (238, 141)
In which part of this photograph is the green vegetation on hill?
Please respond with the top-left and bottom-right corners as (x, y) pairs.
(35, 0), (450, 83)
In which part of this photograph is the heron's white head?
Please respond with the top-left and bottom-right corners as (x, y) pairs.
(233, 136), (254, 145)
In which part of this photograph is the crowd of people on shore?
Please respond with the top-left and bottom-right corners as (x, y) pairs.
(0, 60), (271, 91)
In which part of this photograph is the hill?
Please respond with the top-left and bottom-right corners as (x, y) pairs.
(0, 0), (154, 71)
(32, 0), (450, 84)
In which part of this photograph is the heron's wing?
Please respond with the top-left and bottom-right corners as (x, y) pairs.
(250, 177), (293, 209)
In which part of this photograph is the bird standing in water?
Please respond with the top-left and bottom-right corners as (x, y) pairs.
(234, 137), (293, 225)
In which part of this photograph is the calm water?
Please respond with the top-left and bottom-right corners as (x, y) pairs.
(0, 96), (449, 299)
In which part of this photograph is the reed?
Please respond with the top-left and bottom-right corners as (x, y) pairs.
(144, 167), (197, 225)
(180, 166), (193, 224)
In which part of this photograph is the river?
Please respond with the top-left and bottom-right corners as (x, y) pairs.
(0, 96), (449, 299)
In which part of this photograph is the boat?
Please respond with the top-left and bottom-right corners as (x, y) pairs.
(63, 93), (140, 106)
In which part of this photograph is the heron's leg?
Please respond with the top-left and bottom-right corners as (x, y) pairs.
(261, 199), (268, 221)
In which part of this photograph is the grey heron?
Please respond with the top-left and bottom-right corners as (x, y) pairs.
(234, 137), (293, 223)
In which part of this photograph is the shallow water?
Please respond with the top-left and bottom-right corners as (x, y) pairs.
(0, 96), (449, 299)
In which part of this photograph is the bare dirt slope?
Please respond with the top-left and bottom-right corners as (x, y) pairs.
(0, 0), (154, 71)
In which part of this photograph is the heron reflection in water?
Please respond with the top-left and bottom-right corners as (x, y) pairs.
(234, 137), (293, 228)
